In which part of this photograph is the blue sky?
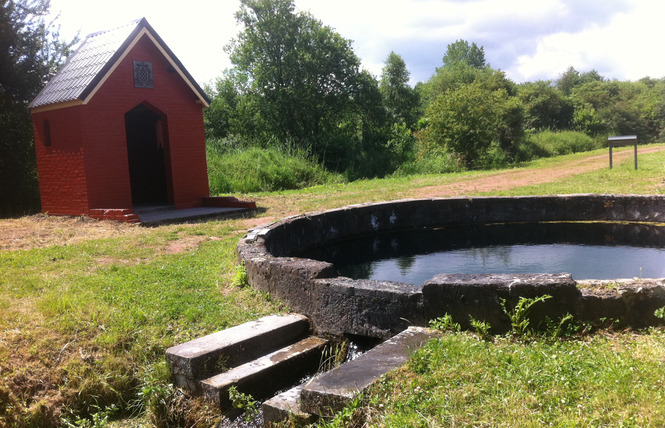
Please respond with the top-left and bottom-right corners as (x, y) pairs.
(49, 0), (665, 87)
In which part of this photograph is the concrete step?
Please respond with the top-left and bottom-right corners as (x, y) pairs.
(201, 336), (329, 410)
(300, 327), (439, 417)
(166, 314), (310, 391)
(262, 385), (317, 426)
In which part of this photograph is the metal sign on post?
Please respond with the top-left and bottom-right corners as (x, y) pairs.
(608, 135), (638, 170)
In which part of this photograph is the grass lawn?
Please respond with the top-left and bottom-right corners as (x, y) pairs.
(2, 146), (665, 427)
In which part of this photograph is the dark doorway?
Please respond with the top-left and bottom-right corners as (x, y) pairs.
(125, 104), (171, 205)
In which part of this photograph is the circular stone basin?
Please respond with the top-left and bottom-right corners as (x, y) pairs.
(238, 195), (665, 338)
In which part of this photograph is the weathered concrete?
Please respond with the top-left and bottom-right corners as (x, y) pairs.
(238, 195), (665, 338)
(166, 314), (310, 390)
(262, 385), (317, 426)
(201, 336), (328, 409)
(577, 279), (665, 327)
(423, 273), (580, 332)
(300, 327), (439, 417)
(137, 205), (249, 226)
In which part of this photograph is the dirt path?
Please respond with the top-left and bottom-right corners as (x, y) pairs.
(413, 145), (665, 198)
(2, 146), (664, 252)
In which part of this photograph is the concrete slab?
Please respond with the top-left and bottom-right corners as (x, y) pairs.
(201, 336), (328, 409)
(300, 327), (438, 416)
(166, 314), (310, 390)
(262, 385), (317, 425)
(137, 206), (250, 226)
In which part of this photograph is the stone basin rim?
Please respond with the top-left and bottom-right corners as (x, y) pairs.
(237, 194), (665, 338)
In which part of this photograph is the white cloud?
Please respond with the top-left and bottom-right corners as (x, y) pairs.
(48, 0), (665, 86)
(509, 1), (665, 81)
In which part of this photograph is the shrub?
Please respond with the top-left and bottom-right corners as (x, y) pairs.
(524, 130), (600, 159)
(207, 143), (341, 194)
(395, 148), (463, 176)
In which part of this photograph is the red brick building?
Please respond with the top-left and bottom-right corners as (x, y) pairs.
(29, 18), (243, 222)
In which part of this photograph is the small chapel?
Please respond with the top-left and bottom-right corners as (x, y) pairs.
(29, 18), (251, 223)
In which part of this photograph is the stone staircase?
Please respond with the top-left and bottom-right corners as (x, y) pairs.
(166, 314), (438, 425)
(165, 314), (327, 409)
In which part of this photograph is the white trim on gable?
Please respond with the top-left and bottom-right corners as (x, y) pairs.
(80, 28), (210, 108)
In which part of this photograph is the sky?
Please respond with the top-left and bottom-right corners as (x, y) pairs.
(47, 0), (665, 88)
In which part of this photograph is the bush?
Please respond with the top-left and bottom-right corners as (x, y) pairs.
(395, 149), (462, 176)
(207, 143), (340, 194)
(525, 130), (600, 159)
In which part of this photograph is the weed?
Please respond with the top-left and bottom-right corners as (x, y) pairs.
(544, 313), (580, 339)
(62, 404), (117, 428)
(207, 145), (339, 194)
(429, 314), (461, 332)
(500, 295), (552, 337)
(316, 392), (366, 427)
(654, 306), (665, 321)
(319, 339), (349, 373)
(231, 261), (249, 288)
(469, 316), (493, 340)
(228, 386), (259, 422)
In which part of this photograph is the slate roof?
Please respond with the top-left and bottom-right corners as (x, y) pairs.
(29, 18), (210, 110)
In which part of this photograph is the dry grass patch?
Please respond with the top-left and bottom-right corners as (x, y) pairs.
(0, 214), (144, 252)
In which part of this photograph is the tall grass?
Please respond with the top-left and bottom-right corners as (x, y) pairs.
(518, 130), (602, 160)
(207, 140), (340, 194)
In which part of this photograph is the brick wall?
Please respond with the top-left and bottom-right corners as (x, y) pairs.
(33, 108), (89, 215)
(32, 32), (209, 216)
(83, 34), (209, 210)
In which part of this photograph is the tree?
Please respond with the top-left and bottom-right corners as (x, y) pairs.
(379, 51), (419, 128)
(517, 81), (574, 131)
(556, 66), (604, 96)
(442, 39), (486, 69)
(0, 0), (74, 217)
(204, 70), (263, 142)
(426, 80), (522, 168)
(227, 0), (365, 157)
(419, 40), (513, 109)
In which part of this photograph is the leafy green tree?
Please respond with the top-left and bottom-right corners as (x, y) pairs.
(204, 70), (263, 142)
(442, 39), (486, 69)
(518, 81), (573, 131)
(420, 40), (513, 108)
(417, 41), (523, 168)
(227, 0), (364, 157)
(0, 0), (74, 217)
(556, 66), (604, 96)
(379, 51), (419, 128)
(426, 80), (522, 168)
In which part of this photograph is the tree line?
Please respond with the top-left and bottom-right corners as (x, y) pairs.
(206, 0), (665, 183)
(4, 0), (665, 216)
(1, 0), (75, 217)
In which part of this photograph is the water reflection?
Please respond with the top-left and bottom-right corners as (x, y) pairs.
(299, 222), (665, 283)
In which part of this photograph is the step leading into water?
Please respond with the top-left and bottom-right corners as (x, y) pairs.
(262, 384), (318, 426)
(201, 336), (329, 409)
(166, 314), (310, 390)
(300, 327), (438, 417)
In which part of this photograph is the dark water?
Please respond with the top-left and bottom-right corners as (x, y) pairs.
(300, 222), (665, 283)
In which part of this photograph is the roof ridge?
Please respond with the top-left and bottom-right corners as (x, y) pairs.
(84, 18), (142, 39)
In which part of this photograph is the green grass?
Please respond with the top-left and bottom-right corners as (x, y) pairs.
(207, 145), (340, 193)
(3, 146), (665, 426)
(357, 331), (665, 427)
(0, 222), (282, 426)
(497, 146), (665, 196)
